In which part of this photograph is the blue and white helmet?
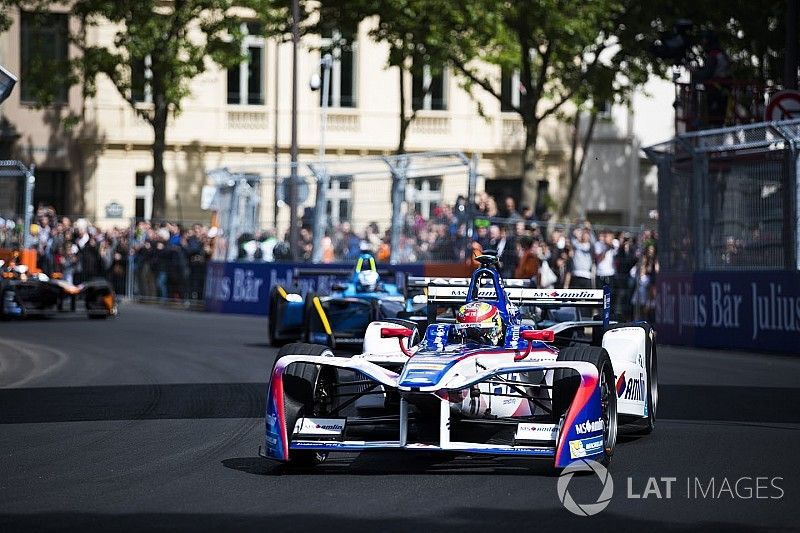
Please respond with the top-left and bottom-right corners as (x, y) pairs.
(357, 269), (380, 292)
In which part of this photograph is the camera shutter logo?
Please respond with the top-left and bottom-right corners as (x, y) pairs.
(557, 459), (614, 516)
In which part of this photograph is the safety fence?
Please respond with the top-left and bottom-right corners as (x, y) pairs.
(205, 151), (478, 264)
(645, 119), (800, 272)
(645, 118), (800, 354)
(0, 160), (35, 248)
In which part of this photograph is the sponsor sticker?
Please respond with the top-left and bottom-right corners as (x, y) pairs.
(569, 435), (605, 459)
(407, 363), (449, 371)
(310, 332), (329, 344)
(293, 417), (346, 439)
(617, 372), (646, 402)
(515, 423), (558, 442)
(574, 417), (604, 435)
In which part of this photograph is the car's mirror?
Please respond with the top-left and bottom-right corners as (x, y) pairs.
(381, 326), (413, 339)
(520, 329), (554, 343)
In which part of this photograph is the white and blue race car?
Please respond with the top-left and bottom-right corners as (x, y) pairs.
(262, 255), (657, 469)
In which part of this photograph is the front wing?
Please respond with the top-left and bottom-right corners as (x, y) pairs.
(263, 355), (606, 468)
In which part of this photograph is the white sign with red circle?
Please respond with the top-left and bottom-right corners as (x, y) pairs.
(765, 90), (800, 121)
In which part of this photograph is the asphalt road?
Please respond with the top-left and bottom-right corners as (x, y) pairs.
(1, 303), (799, 532)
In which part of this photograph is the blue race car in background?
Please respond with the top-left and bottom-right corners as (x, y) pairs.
(267, 253), (415, 349)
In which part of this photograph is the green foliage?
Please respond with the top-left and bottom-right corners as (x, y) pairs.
(6, 1), (290, 120)
(628, 0), (794, 85)
(429, 0), (657, 122)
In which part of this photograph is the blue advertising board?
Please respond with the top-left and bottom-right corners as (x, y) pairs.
(656, 271), (800, 353)
(204, 261), (424, 315)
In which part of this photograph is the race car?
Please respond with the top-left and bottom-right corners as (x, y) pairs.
(261, 254), (657, 470)
(0, 260), (117, 319)
(267, 253), (412, 349)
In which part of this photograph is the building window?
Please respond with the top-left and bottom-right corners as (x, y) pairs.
(33, 169), (67, 214)
(501, 68), (523, 112)
(325, 175), (352, 224)
(596, 99), (612, 119)
(320, 28), (357, 108)
(20, 11), (69, 104)
(412, 63), (447, 111)
(407, 177), (442, 219)
(227, 22), (265, 105)
(135, 172), (154, 221)
(131, 55), (151, 103)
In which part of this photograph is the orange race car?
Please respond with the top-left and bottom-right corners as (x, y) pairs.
(0, 260), (117, 319)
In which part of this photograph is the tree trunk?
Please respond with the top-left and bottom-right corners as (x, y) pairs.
(397, 65), (409, 155)
(151, 93), (168, 220)
(522, 120), (541, 217)
(559, 111), (598, 219)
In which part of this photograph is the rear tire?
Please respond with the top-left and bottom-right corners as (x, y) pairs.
(302, 291), (321, 344)
(553, 345), (617, 466)
(267, 286), (288, 347)
(274, 342), (336, 467)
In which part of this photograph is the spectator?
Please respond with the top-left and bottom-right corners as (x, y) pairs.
(502, 196), (522, 225)
(514, 235), (539, 283)
(568, 222), (596, 289)
(12, 193), (658, 312)
(594, 229), (618, 290)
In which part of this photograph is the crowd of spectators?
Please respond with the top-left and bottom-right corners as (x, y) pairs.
(2, 194), (659, 321)
(0, 206), (213, 300)
(236, 192), (659, 321)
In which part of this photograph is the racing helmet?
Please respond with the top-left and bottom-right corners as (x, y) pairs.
(455, 301), (504, 346)
(357, 269), (380, 292)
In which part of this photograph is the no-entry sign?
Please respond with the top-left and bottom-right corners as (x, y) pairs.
(765, 90), (800, 121)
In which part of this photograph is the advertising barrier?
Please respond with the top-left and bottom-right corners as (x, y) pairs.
(204, 261), (439, 315)
(656, 271), (800, 353)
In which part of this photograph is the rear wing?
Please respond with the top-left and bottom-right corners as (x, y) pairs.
(404, 276), (531, 295)
(426, 284), (611, 327)
(295, 267), (394, 278)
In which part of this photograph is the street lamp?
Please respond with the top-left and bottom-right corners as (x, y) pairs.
(311, 53), (333, 263)
(288, 0), (300, 259)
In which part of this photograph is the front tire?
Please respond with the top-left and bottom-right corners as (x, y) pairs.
(608, 323), (658, 434)
(553, 345), (617, 466)
(274, 342), (336, 467)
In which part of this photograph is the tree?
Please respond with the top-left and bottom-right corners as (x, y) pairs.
(431, 0), (654, 214)
(5, 0), (289, 218)
(317, 0), (449, 154)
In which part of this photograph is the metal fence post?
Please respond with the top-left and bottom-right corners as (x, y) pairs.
(23, 164), (35, 249)
(791, 133), (800, 270)
(126, 216), (135, 300)
(656, 155), (672, 271)
(795, 142), (800, 271)
(310, 163), (329, 263)
(387, 155), (408, 264)
(226, 178), (242, 262)
(691, 140), (707, 270)
(466, 153), (478, 259)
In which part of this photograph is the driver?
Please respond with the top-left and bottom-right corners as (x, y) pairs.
(454, 301), (504, 346)
(356, 269), (380, 292)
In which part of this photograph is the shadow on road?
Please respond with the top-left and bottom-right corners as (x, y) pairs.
(221, 451), (560, 477)
(1, 383), (799, 425)
(0, 509), (760, 532)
